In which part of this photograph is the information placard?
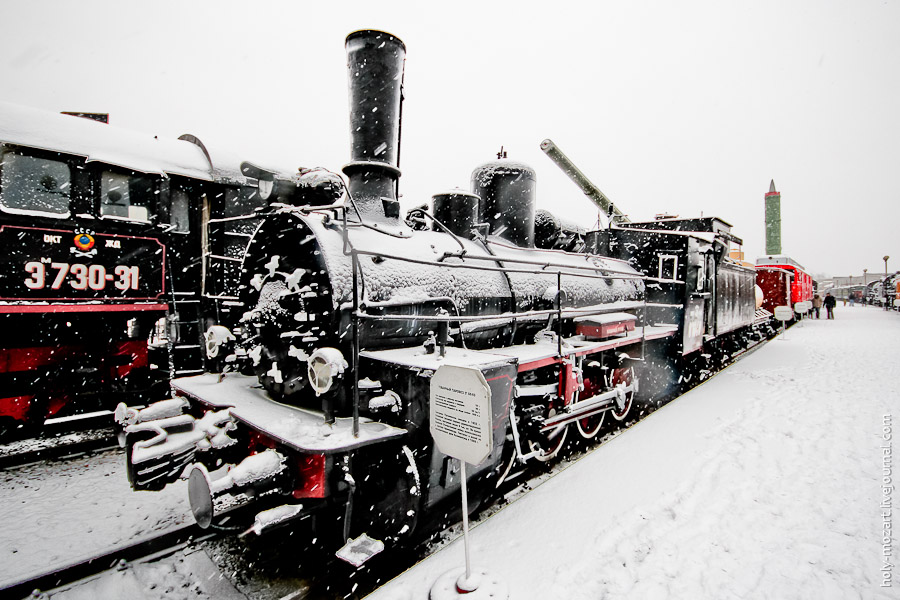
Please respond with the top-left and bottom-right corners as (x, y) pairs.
(795, 300), (811, 314)
(774, 305), (794, 321)
(429, 365), (493, 465)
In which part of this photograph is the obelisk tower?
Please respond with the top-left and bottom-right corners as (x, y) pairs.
(764, 179), (781, 255)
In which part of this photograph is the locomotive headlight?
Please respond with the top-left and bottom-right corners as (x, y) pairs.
(307, 348), (348, 396)
(204, 325), (236, 359)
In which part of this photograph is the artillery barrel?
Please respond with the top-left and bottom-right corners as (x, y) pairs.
(540, 138), (629, 223)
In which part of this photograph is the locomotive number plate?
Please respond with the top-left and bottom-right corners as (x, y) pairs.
(0, 225), (165, 301)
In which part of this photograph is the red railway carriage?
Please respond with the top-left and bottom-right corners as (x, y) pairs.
(755, 255), (813, 307)
(0, 101), (265, 437)
(755, 266), (792, 313)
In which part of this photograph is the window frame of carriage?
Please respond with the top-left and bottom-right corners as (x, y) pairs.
(0, 143), (196, 233)
(0, 144), (78, 218)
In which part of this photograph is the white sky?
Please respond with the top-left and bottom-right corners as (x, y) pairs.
(2, 0), (898, 278)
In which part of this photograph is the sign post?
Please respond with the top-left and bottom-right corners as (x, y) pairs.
(429, 365), (508, 599)
(774, 305), (793, 339)
(794, 300), (811, 325)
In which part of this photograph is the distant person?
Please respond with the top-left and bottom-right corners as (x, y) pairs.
(824, 292), (836, 319)
(849, 293), (855, 307)
(812, 294), (823, 319)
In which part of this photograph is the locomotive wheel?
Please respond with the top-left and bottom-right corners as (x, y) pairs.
(530, 422), (568, 462)
(527, 398), (569, 463)
(608, 366), (635, 421)
(576, 408), (606, 439)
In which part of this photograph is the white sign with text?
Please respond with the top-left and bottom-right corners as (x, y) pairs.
(774, 305), (794, 321)
(429, 365), (493, 465)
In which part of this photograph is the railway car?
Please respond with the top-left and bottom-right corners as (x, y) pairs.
(0, 103), (267, 438)
(116, 30), (767, 562)
(755, 255), (813, 309)
(755, 266), (792, 314)
(587, 216), (764, 384)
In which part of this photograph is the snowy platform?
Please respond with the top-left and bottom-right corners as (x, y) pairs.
(172, 374), (406, 453)
(366, 307), (900, 599)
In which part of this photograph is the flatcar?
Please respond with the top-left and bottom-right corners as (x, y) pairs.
(0, 104), (267, 438)
(116, 30), (766, 560)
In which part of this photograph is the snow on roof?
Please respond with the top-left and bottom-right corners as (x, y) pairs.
(755, 255), (807, 271)
(0, 100), (238, 182)
(616, 227), (718, 243)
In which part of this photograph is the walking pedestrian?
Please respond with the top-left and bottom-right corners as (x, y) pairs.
(812, 294), (823, 319)
(824, 292), (836, 319)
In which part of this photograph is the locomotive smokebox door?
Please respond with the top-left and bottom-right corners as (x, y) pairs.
(429, 365), (493, 466)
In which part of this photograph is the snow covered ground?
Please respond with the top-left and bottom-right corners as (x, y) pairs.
(2, 306), (897, 599)
(0, 449), (192, 586)
(368, 306), (899, 599)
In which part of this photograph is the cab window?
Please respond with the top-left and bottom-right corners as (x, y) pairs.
(100, 170), (153, 222)
(169, 188), (190, 233)
(0, 149), (71, 217)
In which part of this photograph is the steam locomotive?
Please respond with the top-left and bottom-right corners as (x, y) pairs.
(0, 102), (269, 438)
(116, 30), (768, 558)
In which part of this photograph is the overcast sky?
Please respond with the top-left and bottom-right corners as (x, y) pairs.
(2, 0), (898, 278)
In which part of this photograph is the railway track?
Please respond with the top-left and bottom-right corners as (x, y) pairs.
(0, 424), (119, 470)
(0, 523), (214, 599)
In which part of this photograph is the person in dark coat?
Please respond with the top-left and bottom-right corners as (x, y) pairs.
(823, 292), (836, 319)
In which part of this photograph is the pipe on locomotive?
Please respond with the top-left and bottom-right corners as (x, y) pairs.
(342, 30), (406, 222)
(540, 138), (630, 224)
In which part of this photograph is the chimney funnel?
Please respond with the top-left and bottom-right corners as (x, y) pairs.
(342, 30), (406, 221)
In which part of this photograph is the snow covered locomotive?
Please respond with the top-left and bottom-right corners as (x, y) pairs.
(117, 30), (763, 556)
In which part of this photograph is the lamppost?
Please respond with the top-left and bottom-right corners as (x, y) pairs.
(863, 269), (868, 305)
(883, 256), (890, 310)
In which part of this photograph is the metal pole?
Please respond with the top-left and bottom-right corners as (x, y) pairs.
(556, 271), (562, 358)
(352, 250), (360, 436)
(460, 460), (471, 581)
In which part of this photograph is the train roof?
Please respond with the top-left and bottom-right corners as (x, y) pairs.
(616, 216), (743, 245)
(755, 255), (808, 272)
(0, 100), (248, 184)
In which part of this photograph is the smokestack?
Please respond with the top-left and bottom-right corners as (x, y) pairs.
(765, 179), (781, 255)
(342, 30), (406, 222)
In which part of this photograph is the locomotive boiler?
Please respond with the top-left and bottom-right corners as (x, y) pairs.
(117, 30), (681, 556)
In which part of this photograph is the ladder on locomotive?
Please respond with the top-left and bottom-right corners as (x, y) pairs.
(166, 202), (259, 379)
(166, 289), (206, 378)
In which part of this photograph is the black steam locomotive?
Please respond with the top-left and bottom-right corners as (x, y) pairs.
(116, 30), (765, 559)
